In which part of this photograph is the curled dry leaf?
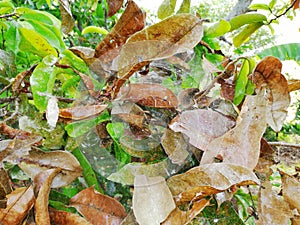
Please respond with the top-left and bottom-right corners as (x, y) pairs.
(59, 0), (74, 34)
(107, 0), (124, 17)
(0, 186), (35, 225)
(35, 168), (61, 225)
(118, 83), (178, 108)
(94, 1), (145, 65)
(200, 93), (267, 170)
(59, 104), (107, 120)
(249, 56), (290, 132)
(70, 187), (127, 225)
(18, 148), (82, 188)
(162, 199), (210, 225)
(167, 163), (260, 204)
(169, 109), (235, 150)
(49, 208), (93, 225)
(133, 175), (176, 225)
(0, 122), (33, 139)
(117, 13), (203, 77)
(279, 170), (300, 212)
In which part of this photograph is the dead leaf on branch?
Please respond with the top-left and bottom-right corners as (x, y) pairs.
(133, 175), (176, 225)
(49, 208), (93, 225)
(249, 56), (290, 132)
(17, 148), (82, 188)
(0, 186), (35, 225)
(200, 93), (267, 170)
(169, 109), (235, 150)
(59, 104), (108, 120)
(34, 168), (61, 225)
(59, 0), (74, 34)
(0, 169), (12, 208)
(70, 187), (127, 225)
(107, 0), (124, 17)
(167, 163), (260, 204)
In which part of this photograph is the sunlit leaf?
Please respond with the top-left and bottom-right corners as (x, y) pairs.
(229, 13), (267, 31)
(257, 43), (300, 62)
(177, 0), (191, 14)
(201, 93), (267, 170)
(233, 22), (264, 47)
(205, 20), (231, 38)
(82, 26), (108, 35)
(157, 0), (177, 19)
(0, 186), (34, 225)
(70, 187), (127, 225)
(249, 3), (271, 11)
(107, 0), (124, 17)
(167, 163), (260, 204)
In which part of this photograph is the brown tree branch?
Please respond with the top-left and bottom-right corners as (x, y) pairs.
(267, 0), (298, 24)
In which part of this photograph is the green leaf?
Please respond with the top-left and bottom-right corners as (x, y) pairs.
(257, 43), (300, 62)
(0, 1), (14, 14)
(229, 13), (266, 31)
(157, 0), (177, 19)
(72, 148), (103, 193)
(205, 20), (231, 38)
(65, 110), (110, 137)
(249, 3), (270, 11)
(60, 49), (90, 74)
(269, 0), (277, 9)
(82, 26), (108, 35)
(177, 0), (190, 14)
(19, 28), (58, 57)
(30, 55), (57, 112)
(234, 59), (250, 105)
(233, 22), (264, 47)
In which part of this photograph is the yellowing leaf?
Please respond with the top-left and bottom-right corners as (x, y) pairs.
(0, 186), (35, 225)
(157, 0), (177, 19)
(82, 26), (108, 35)
(200, 93), (267, 170)
(167, 163), (260, 204)
(19, 28), (58, 57)
(133, 175), (176, 225)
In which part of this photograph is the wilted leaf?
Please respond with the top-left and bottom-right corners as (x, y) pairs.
(292, 0), (300, 10)
(18, 148), (82, 188)
(12, 64), (37, 94)
(169, 109), (235, 150)
(167, 163), (260, 204)
(118, 83), (178, 108)
(59, 104), (107, 120)
(161, 128), (190, 165)
(59, 0), (74, 34)
(49, 208), (93, 225)
(133, 175), (176, 225)
(0, 169), (12, 208)
(107, 0), (123, 17)
(157, 0), (176, 19)
(200, 93), (267, 170)
(35, 168), (61, 225)
(0, 186), (35, 225)
(70, 187), (127, 225)
(279, 170), (300, 212)
(94, 0), (145, 66)
(162, 199), (209, 225)
(249, 56), (290, 132)
(0, 122), (32, 139)
(117, 13), (203, 77)
(255, 139), (275, 174)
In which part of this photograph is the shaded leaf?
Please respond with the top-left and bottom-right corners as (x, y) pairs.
(233, 59), (250, 105)
(200, 93), (267, 170)
(167, 163), (260, 204)
(157, 0), (177, 19)
(34, 168), (61, 225)
(70, 187), (127, 225)
(133, 175), (175, 225)
(233, 22), (264, 47)
(59, 0), (74, 34)
(0, 169), (12, 208)
(59, 104), (107, 120)
(18, 148), (82, 188)
(117, 13), (203, 77)
(0, 186), (35, 225)
(118, 83), (178, 108)
(169, 109), (235, 150)
(162, 199), (209, 225)
(249, 56), (290, 132)
(49, 208), (93, 225)
(107, 0), (124, 17)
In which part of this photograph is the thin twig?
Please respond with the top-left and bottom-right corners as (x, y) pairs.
(268, 142), (300, 149)
(0, 83), (12, 96)
(0, 12), (18, 19)
(4, 97), (19, 122)
(267, 0), (298, 24)
(0, 97), (16, 104)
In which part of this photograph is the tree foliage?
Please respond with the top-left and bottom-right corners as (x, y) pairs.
(0, 0), (300, 224)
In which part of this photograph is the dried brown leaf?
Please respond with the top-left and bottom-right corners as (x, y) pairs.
(167, 163), (260, 204)
(49, 208), (93, 225)
(161, 199), (209, 225)
(59, 0), (74, 34)
(35, 168), (61, 225)
(107, 0), (124, 17)
(0, 122), (33, 139)
(288, 79), (300, 92)
(0, 186), (35, 225)
(169, 109), (235, 150)
(249, 56), (290, 132)
(255, 139), (275, 174)
(70, 187), (127, 225)
(59, 104), (107, 120)
(0, 169), (12, 208)
(18, 148), (82, 188)
(118, 83), (178, 108)
(200, 93), (267, 170)
(133, 175), (176, 225)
